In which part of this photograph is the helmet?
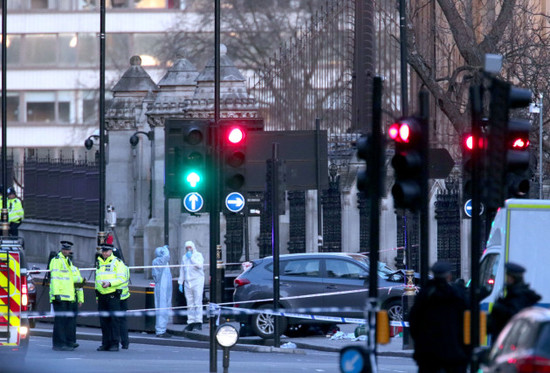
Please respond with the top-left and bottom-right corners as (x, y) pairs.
(7, 187), (15, 195)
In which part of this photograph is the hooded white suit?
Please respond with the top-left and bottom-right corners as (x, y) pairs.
(152, 246), (172, 335)
(178, 241), (205, 325)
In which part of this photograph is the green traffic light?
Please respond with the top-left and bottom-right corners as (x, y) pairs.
(185, 171), (201, 188)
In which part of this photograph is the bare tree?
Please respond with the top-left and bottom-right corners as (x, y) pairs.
(407, 0), (550, 151)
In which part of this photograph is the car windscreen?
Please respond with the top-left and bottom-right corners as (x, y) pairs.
(479, 253), (499, 298)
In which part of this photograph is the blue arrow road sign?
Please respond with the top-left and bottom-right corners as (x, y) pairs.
(183, 192), (204, 213)
(464, 199), (484, 218)
(339, 346), (369, 373)
(225, 192), (245, 213)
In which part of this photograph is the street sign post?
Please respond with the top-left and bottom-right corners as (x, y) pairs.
(183, 192), (204, 213)
(225, 192), (245, 213)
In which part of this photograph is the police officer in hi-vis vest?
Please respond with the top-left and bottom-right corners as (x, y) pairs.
(49, 240), (85, 351)
(95, 243), (126, 352)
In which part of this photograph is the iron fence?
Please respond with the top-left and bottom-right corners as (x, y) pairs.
(24, 157), (99, 226)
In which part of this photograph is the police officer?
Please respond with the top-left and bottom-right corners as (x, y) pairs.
(0, 187), (24, 236)
(113, 247), (130, 349)
(409, 261), (469, 373)
(95, 243), (126, 352)
(49, 240), (84, 351)
(67, 248), (85, 349)
(488, 262), (541, 341)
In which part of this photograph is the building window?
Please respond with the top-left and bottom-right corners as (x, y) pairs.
(7, 93), (20, 122)
(82, 90), (97, 124)
(136, 0), (167, 8)
(59, 33), (79, 66)
(25, 35), (57, 66)
(6, 35), (21, 66)
(77, 34), (98, 67)
(106, 34), (131, 67)
(25, 91), (76, 124)
(26, 92), (56, 122)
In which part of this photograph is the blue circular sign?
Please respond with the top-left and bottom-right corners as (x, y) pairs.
(464, 199), (484, 218)
(225, 192), (245, 213)
(340, 346), (369, 373)
(183, 192), (204, 213)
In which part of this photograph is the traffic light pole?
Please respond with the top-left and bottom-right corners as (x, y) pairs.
(367, 77), (383, 372)
(271, 143), (281, 349)
(209, 0), (221, 370)
(419, 91), (430, 288)
(470, 85), (483, 371)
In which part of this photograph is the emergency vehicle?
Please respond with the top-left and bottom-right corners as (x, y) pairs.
(0, 238), (30, 359)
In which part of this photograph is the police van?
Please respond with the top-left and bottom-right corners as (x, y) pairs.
(0, 237), (30, 360)
(479, 199), (550, 311)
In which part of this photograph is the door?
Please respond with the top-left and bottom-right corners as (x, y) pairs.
(322, 258), (369, 318)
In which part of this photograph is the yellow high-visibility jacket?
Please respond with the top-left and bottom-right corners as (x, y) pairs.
(95, 254), (126, 295)
(49, 252), (76, 302)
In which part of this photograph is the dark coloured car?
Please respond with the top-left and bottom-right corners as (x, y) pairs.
(480, 307), (550, 373)
(233, 252), (409, 339)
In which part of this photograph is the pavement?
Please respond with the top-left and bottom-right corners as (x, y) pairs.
(31, 320), (413, 357)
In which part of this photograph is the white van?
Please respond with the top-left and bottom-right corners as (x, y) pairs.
(479, 199), (550, 312)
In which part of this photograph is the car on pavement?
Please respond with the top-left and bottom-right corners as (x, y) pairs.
(480, 307), (550, 372)
(232, 252), (409, 339)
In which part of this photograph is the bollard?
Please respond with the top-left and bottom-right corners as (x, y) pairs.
(402, 269), (416, 350)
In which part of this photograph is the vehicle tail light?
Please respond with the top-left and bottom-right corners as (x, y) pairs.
(234, 277), (250, 288)
(513, 356), (550, 373)
(21, 276), (28, 311)
(19, 326), (28, 338)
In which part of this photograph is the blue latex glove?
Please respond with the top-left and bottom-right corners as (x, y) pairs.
(179, 284), (183, 293)
(186, 251), (192, 259)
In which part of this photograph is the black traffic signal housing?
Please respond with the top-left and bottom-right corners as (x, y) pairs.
(165, 119), (210, 199)
(487, 79), (532, 208)
(389, 117), (426, 210)
(356, 135), (371, 195)
(219, 119), (263, 200)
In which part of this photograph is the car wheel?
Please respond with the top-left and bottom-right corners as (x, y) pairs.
(384, 299), (403, 321)
(251, 305), (287, 339)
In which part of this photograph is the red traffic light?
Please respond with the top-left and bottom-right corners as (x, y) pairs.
(388, 122), (411, 143)
(462, 133), (485, 151)
(511, 137), (529, 150)
(465, 135), (474, 151)
(227, 127), (245, 145)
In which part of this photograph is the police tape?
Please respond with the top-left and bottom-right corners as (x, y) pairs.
(19, 303), (409, 328)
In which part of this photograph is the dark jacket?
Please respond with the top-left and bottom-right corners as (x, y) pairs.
(488, 281), (541, 339)
(409, 278), (469, 365)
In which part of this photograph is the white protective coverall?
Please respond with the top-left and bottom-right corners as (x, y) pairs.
(178, 241), (205, 325)
(152, 246), (173, 335)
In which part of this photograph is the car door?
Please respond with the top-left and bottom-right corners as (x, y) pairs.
(322, 258), (369, 318)
(279, 258), (324, 310)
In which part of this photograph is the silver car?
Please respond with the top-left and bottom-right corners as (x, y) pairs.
(232, 252), (408, 339)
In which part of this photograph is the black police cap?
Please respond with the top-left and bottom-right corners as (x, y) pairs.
(505, 262), (526, 276)
(431, 261), (452, 277)
(101, 243), (115, 251)
(60, 240), (74, 250)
